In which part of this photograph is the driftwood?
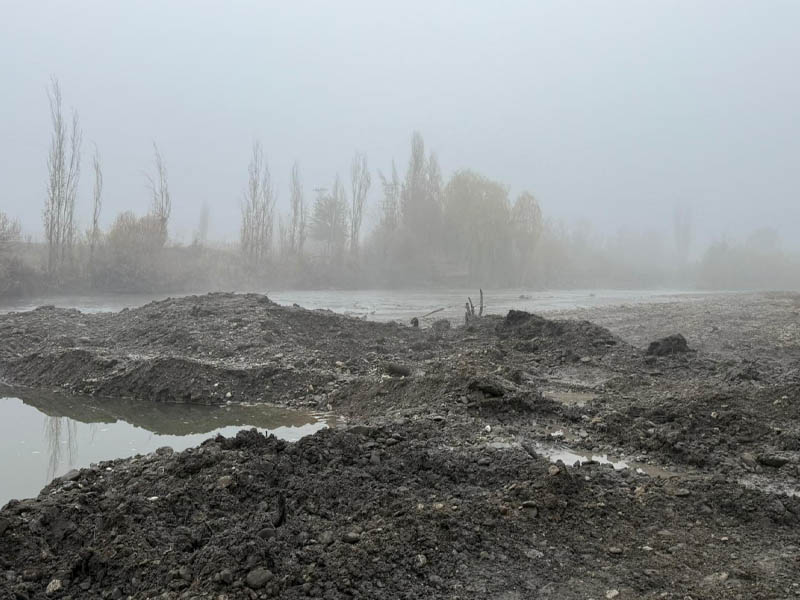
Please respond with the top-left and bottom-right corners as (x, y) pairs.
(420, 307), (445, 319)
(465, 289), (484, 323)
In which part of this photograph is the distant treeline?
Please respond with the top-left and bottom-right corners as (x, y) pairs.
(1, 78), (800, 297)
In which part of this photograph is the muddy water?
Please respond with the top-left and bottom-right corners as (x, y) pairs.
(534, 442), (687, 479)
(0, 391), (335, 506)
(0, 288), (708, 321)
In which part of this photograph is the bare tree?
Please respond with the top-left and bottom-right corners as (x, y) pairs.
(673, 205), (693, 265)
(377, 161), (401, 233)
(146, 142), (171, 245)
(511, 191), (543, 284)
(44, 77), (82, 275)
(311, 176), (348, 261)
(401, 131), (442, 249)
(89, 144), (103, 269)
(240, 141), (275, 264)
(193, 201), (209, 248)
(427, 152), (443, 210)
(349, 152), (371, 258)
(0, 211), (21, 253)
(289, 161), (306, 256)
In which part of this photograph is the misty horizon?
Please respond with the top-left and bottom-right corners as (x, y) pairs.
(2, 1), (799, 253)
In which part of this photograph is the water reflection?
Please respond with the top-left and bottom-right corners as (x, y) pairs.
(45, 416), (77, 482)
(0, 387), (334, 505)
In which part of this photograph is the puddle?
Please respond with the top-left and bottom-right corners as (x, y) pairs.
(0, 389), (336, 506)
(544, 390), (597, 407)
(739, 474), (800, 498)
(534, 442), (684, 479)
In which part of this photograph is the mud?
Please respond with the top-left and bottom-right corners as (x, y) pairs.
(1, 291), (800, 598)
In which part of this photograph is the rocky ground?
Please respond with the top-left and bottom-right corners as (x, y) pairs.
(1, 292), (799, 599)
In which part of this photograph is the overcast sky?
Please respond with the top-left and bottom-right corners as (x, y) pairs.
(1, 1), (798, 250)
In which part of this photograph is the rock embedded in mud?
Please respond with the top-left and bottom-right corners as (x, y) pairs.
(59, 469), (80, 482)
(216, 475), (234, 489)
(45, 579), (63, 595)
(342, 531), (361, 543)
(245, 567), (273, 589)
(757, 454), (790, 468)
(384, 362), (412, 377)
(218, 569), (234, 584)
(646, 334), (690, 356)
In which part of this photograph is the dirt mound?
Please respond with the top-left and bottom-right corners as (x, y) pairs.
(497, 310), (620, 356)
(646, 333), (690, 356)
(4, 292), (800, 598)
(2, 422), (799, 599)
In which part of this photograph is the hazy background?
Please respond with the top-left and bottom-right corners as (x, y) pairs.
(2, 0), (799, 250)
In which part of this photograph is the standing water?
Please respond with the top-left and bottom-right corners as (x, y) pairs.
(0, 390), (334, 506)
(0, 288), (710, 320)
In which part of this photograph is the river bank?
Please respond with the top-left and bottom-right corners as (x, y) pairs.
(1, 292), (799, 598)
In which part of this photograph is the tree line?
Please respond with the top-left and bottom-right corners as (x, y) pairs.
(11, 78), (545, 291)
(3, 78), (798, 296)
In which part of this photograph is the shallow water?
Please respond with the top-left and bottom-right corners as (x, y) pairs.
(0, 391), (334, 506)
(0, 288), (709, 322)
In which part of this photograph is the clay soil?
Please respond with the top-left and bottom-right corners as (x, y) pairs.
(1, 292), (799, 599)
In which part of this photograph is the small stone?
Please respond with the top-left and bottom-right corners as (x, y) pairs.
(548, 465), (561, 476)
(415, 554), (428, 568)
(741, 452), (760, 471)
(318, 530), (334, 546)
(758, 454), (790, 468)
(702, 572), (729, 586)
(477, 456), (492, 466)
(110, 587), (123, 600)
(46, 579), (63, 595)
(219, 569), (234, 584)
(607, 546), (623, 555)
(673, 488), (691, 497)
(370, 450), (381, 465)
(217, 475), (234, 489)
(257, 527), (276, 540)
(484, 425), (492, 433)
(225, 391), (232, 398)
(178, 566), (193, 582)
(342, 531), (361, 543)
(60, 469), (81, 482)
(605, 590), (619, 599)
(245, 567), (273, 589)
(384, 362), (411, 377)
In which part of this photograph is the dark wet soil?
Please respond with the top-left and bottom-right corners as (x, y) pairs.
(1, 292), (799, 599)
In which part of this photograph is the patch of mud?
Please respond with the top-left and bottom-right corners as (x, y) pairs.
(2, 422), (800, 599)
(740, 474), (800, 498)
(2, 292), (800, 598)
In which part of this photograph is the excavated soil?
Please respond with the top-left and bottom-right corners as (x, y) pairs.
(1, 292), (799, 599)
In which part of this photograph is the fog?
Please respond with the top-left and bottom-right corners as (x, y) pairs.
(1, 1), (799, 294)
